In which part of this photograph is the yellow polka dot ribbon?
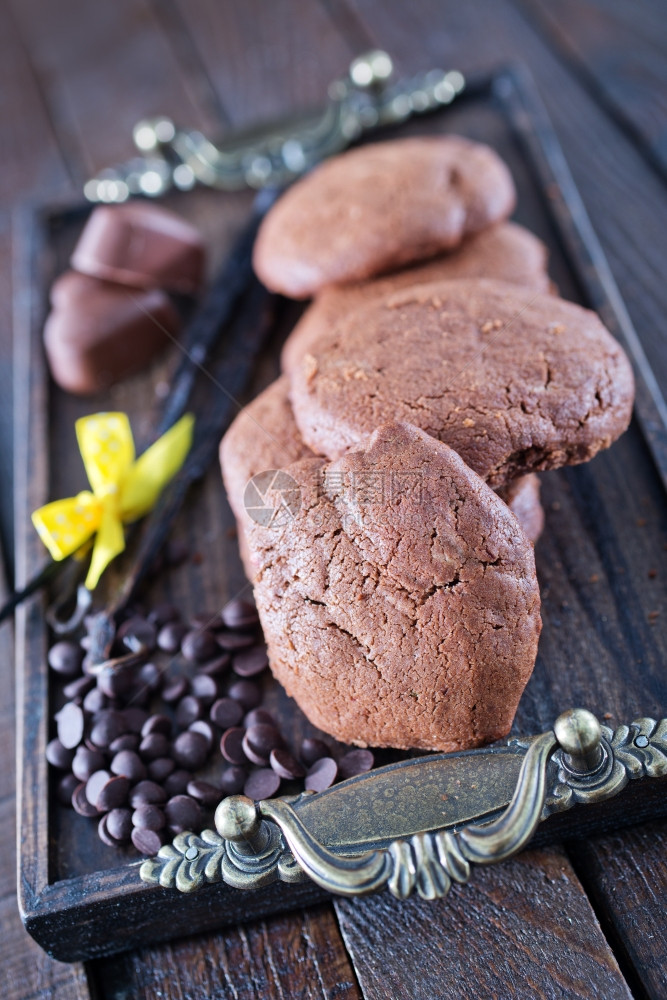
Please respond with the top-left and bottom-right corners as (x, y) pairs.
(32, 412), (194, 590)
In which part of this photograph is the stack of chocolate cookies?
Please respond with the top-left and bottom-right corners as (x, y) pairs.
(220, 136), (634, 753)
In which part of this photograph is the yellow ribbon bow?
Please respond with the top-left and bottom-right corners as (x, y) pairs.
(32, 412), (194, 590)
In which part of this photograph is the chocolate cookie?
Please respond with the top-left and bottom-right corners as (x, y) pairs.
(289, 278), (634, 487)
(497, 474), (543, 545)
(246, 422), (541, 751)
(253, 137), (516, 299)
(281, 222), (551, 373)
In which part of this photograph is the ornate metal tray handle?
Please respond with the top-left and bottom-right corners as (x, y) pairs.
(84, 52), (466, 202)
(140, 709), (667, 900)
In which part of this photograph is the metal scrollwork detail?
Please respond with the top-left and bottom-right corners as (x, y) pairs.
(140, 710), (667, 901)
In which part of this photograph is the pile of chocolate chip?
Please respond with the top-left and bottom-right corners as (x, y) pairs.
(46, 597), (374, 855)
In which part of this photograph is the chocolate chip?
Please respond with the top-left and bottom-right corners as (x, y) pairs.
(148, 603), (180, 628)
(141, 714), (172, 737)
(221, 599), (259, 630)
(117, 615), (156, 653)
(111, 750), (146, 783)
(63, 675), (94, 700)
(210, 697), (244, 730)
(305, 757), (338, 792)
(89, 711), (125, 748)
(97, 666), (135, 699)
(270, 749), (305, 780)
(216, 631), (255, 651)
(137, 662), (163, 694)
(106, 807), (133, 842)
(172, 730), (209, 769)
(165, 794), (200, 833)
(85, 769), (112, 807)
(96, 775), (130, 811)
(175, 695), (203, 727)
(131, 827), (164, 854)
(157, 622), (188, 654)
(244, 768), (280, 800)
(98, 813), (120, 847)
(243, 708), (276, 728)
(338, 749), (375, 779)
(132, 803), (166, 831)
(186, 780), (220, 807)
(139, 732), (171, 761)
(48, 640), (83, 677)
(57, 773), (79, 806)
(227, 679), (261, 710)
(163, 769), (191, 797)
(162, 676), (189, 703)
(198, 654), (230, 677)
(72, 781), (102, 817)
(46, 737), (75, 770)
(300, 738), (330, 765)
(219, 765), (247, 795)
(56, 702), (85, 749)
(189, 612), (224, 632)
(147, 757), (175, 782)
(220, 727), (248, 766)
(121, 707), (149, 733)
(232, 646), (268, 678)
(243, 724), (283, 767)
(129, 780), (167, 807)
(83, 687), (108, 714)
(72, 746), (107, 782)
(109, 733), (140, 753)
(191, 674), (218, 704)
(188, 720), (214, 749)
(181, 629), (218, 663)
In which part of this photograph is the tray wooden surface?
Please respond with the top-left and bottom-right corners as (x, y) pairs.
(14, 69), (667, 963)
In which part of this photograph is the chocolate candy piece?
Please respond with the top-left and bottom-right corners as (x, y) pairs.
(165, 794), (201, 833)
(56, 702), (85, 750)
(270, 749), (305, 780)
(300, 737), (329, 765)
(98, 813), (121, 847)
(139, 732), (171, 761)
(162, 676), (190, 703)
(232, 647), (269, 678)
(163, 769), (191, 797)
(147, 757), (176, 782)
(172, 730), (209, 770)
(72, 746), (107, 782)
(227, 679), (261, 710)
(63, 675), (95, 700)
(216, 631), (255, 651)
(175, 695), (204, 728)
(96, 775), (130, 811)
(243, 708), (276, 728)
(198, 654), (230, 677)
(305, 757), (338, 792)
(82, 687), (107, 713)
(243, 724), (283, 764)
(46, 738), (75, 770)
(142, 714), (172, 737)
(148, 602), (181, 628)
(111, 749), (146, 783)
(132, 804), (166, 831)
(121, 707), (149, 734)
(221, 599), (259, 630)
(58, 773), (79, 806)
(137, 662), (163, 695)
(106, 807), (133, 842)
(109, 733), (140, 753)
(131, 827), (164, 855)
(186, 780), (220, 807)
(191, 674), (218, 704)
(210, 697), (244, 730)
(44, 272), (181, 396)
(72, 782), (102, 817)
(129, 780), (167, 807)
(85, 770), (112, 807)
(48, 641), (83, 677)
(89, 711), (125, 748)
(117, 615), (157, 651)
(188, 720), (215, 749)
(181, 629), (218, 663)
(220, 727), (248, 766)
(338, 749), (375, 779)
(219, 765), (247, 795)
(97, 666), (135, 700)
(244, 768), (280, 800)
(70, 202), (206, 296)
(157, 622), (188, 654)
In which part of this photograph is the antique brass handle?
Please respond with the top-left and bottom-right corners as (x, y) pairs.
(140, 709), (667, 900)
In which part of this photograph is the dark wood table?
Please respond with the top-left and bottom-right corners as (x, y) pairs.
(2, 2), (666, 997)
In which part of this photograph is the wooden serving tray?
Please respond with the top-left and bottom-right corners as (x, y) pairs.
(14, 67), (667, 962)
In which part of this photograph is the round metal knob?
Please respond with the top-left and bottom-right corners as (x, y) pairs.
(554, 708), (604, 774)
(215, 795), (260, 842)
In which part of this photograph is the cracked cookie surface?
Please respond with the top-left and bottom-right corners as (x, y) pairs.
(253, 136), (516, 299)
(281, 222), (551, 374)
(246, 422), (541, 750)
(289, 278), (634, 487)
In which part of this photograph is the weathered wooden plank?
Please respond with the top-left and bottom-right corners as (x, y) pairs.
(335, 848), (632, 1000)
(569, 820), (667, 1000)
(519, 0), (667, 175)
(93, 905), (360, 1000)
